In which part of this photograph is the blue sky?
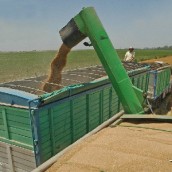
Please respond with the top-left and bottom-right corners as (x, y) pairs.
(0, 0), (172, 51)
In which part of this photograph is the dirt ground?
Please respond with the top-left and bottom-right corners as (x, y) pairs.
(46, 122), (172, 172)
(142, 56), (172, 65)
(153, 92), (172, 115)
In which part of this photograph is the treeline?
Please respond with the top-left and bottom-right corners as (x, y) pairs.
(144, 45), (172, 50)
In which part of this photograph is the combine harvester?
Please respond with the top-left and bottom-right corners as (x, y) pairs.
(0, 7), (172, 172)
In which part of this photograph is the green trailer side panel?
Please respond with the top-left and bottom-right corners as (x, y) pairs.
(72, 95), (87, 141)
(156, 68), (171, 97)
(88, 91), (101, 131)
(0, 106), (33, 148)
(38, 83), (123, 164)
(38, 100), (72, 163)
(148, 68), (171, 99)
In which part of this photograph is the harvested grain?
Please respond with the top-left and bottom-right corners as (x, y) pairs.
(46, 122), (172, 172)
(42, 44), (71, 92)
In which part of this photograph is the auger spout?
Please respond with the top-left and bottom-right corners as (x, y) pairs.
(59, 7), (145, 114)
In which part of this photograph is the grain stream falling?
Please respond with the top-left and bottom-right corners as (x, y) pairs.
(42, 44), (71, 92)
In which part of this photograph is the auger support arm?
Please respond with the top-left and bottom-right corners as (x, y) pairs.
(59, 7), (145, 114)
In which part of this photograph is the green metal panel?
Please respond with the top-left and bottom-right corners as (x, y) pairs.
(131, 72), (149, 93)
(48, 108), (56, 155)
(72, 95), (87, 141)
(38, 100), (72, 163)
(89, 91), (101, 131)
(70, 100), (74, 143)
(37, 82), (125, 164)
(39, 78), (111, 105)
(0, 106), (33, 149)
(102, 88), (111, 122)
(155, 68), (171, 98)
(86, 94), (90, 132)
(2, 108), (9, 139)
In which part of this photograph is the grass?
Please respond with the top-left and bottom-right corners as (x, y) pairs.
(0, 49), (172, 83)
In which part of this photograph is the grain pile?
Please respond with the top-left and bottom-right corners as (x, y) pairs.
(46, 122), (172, 172)
(42, 44), (71, 92)
(142, 56), (172, 65)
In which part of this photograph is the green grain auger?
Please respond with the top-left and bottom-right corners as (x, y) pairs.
(59, 7), (145, 114)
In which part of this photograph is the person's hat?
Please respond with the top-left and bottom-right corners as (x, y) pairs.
(129, 46), (134, 49)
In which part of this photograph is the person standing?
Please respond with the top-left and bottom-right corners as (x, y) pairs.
(124, 47), (135, 62)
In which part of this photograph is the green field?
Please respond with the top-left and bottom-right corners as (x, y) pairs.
(0, 49), (172, 83)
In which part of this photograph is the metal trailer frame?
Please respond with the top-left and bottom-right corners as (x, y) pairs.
(0, 67), (149, 172)
(148, 66), (171, 100)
